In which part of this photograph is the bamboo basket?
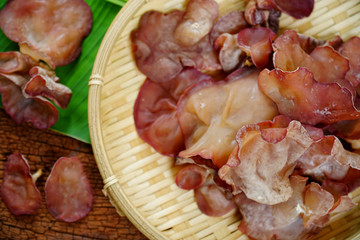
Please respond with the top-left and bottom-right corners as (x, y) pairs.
(88, 0), (360, 239)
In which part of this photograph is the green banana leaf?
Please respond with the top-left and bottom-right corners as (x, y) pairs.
(0, 0), (125, 143)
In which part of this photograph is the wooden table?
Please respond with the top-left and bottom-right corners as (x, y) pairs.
(0, 109), (147, 239)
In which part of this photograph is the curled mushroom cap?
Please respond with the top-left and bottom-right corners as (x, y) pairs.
(174, 0), (219, 46)
(24, 66), (72, 109)
(237, 27), (276, 69)
(176, 164), (210, 190)
(175, 162), (236, 217)
(234, 175), (332, 240)
(273, 30), (352, 91)
(0, 0), (93, 69)
(134, 68), (212, 157)
(194, 183), (236, 217)
(45, 157), (93, 222)
(0, 153), (42, 215)
(219, 119), (314, 205)
(258, 67), (360, 125)
(273, 0), (314, 19)
(0, 51), (37, 74)
(131, 8), (221, 83)
(178, 70), (278, 168)
(0, 51), (72, 129)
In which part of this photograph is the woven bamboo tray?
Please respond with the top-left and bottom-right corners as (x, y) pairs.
(88, 0), (360, 239)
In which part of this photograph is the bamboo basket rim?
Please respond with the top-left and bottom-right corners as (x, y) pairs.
(88, 0), (360, 239)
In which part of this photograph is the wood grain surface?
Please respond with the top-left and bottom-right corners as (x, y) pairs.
(0, 109), (147, 240)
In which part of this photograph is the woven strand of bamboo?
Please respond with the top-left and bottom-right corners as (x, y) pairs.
(88, 0), (360, 239)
